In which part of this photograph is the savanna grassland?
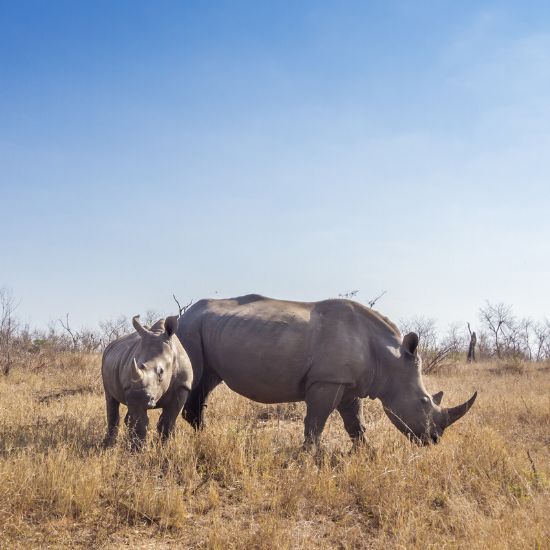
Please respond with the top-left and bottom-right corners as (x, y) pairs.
(0, 353), (548, 549)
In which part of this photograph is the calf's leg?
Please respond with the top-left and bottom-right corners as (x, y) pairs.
(103, 393), (120, 447)
(126, 407), (149, 450)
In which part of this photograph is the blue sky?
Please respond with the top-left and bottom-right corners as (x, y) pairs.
(1, 1), (549, 332)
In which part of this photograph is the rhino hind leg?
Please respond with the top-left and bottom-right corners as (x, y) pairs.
(182, 369), (222, 430)
(103, 394), (120, 448)
(337, 396), (370, 450)
(303, 382), (346, 447)
(157, 389), (190, 440)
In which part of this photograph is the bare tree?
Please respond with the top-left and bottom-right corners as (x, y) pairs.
(517, 318), (534, 360)
(532, 320), (550, 361)
(99, 316), (131, 349)
(58, 313), (81, 350)
(0, 288), (18, 375)
(79, 327), (102, 352)
(399, 317), (463, 373)
(479, 302), (515, 358)
(400, 316), (438, 353)
(173, 294), (193, 317)
(467, 322), (477, 362)
(142, 309), (161, 327)
(443, 322), (467, 352)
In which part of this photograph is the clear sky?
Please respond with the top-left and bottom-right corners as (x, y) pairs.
(1, 1), (549, 332)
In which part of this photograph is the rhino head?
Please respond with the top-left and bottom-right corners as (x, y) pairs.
(382, 332), (477, 445)
(126, 314), (180, 410)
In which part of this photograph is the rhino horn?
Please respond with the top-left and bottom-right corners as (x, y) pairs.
(133, 358), (144, 380)
(444, 391), (477, 427)
(432, 391), (444, 405)
(132, 315), (151, 337)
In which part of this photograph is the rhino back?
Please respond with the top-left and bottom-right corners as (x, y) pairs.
(180, 295), (401, 403)
(102, 332), (141, 403)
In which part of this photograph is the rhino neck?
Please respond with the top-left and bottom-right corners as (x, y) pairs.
(362, 339), (396, 401)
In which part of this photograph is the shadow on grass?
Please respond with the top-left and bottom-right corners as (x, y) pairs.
(0, 415), (105, 457)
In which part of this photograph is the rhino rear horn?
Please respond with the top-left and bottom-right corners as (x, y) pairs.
(432, 391), (444, 405)
(444, 391), (477, 427)
(132, 315), (151, 338)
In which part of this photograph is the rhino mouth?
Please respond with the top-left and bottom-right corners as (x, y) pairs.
(407, 431), (441, 446)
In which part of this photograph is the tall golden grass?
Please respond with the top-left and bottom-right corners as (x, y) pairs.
(0, 353), (548, 549)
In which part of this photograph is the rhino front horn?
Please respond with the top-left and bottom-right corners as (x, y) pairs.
(444, 391), (477, 427)
(133, 358), (144, 380)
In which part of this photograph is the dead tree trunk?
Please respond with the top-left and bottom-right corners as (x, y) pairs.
(467, 322), (477, 363)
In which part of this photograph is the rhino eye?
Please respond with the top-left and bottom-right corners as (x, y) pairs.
(156, 366), (164, 378)
(420, 396), (429, 404)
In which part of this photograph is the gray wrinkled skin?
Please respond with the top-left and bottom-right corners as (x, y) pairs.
(179, 295), (476, 447)
(102, 315), (193, 449)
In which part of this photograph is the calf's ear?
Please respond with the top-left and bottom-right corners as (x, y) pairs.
(164, 316), (178, 337)
(402, 332), (419, 357)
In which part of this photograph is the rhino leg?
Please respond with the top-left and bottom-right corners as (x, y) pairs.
(126, 407), (149, 450)
(103, 394), (120, 447)
(337, 396), (368, 447)
(303, 382), (346, 447)
(182, 369), (221, 430)
(157, 389), (190, 440)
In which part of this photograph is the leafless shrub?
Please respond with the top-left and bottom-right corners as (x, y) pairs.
(142, 309), (162, 327)
(0, 288), (19, 375)
(338, 290), (359, 299)
(400, 316), (438, 353)
(533, 320), (550, 361)
(367, 290), (387, 308)
(173, 294), (193, 317)
(98, 316), (131, 349)
(479, 301), (517, 358)
(399, 316), (456, 373)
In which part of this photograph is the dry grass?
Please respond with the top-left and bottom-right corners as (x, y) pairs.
(0, 354), (548, 549)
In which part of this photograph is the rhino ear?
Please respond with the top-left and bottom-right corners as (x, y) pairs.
(402, 332), (419, 357)
(164, 315), (178, 338)
(432, 391), (444, 405)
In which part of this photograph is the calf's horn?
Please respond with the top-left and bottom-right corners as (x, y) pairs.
(132, 315), (151, 337)
(133, 358), (144, 380)
(444, 391), (477, 427)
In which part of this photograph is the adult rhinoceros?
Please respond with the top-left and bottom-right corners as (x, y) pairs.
(178, 295), (476, 446)
(102, 315), (192, 448)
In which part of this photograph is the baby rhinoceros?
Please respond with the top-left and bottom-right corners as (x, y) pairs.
(101, 315), (192, 449)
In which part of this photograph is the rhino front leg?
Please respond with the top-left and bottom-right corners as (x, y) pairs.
(337, 396), (368, 448)
(183, 369), (221, 430)
(157, 389), (189, 440)
(126, 407), (149, 450)
(103, 394), (120, 447)
(303, 382), (346, 448)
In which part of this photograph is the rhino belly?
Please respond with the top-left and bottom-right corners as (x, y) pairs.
(206, 340), (309, 404)
(222, 368), (306, 404)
